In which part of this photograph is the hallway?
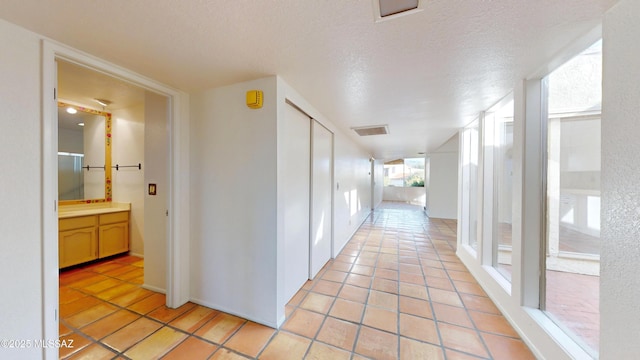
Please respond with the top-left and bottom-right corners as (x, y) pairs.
(59, 202), (534, 359)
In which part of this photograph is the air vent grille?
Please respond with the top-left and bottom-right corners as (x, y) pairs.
(352, 125), (389, 136)
(379, 0), (418, 17)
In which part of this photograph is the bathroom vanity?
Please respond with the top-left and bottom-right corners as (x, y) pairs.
(58, 203), (130, 268)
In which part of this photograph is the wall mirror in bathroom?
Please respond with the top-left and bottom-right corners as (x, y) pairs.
(58, 101), (112, 204)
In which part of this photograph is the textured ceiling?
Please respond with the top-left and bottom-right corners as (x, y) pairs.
(0, 0), (618, 159)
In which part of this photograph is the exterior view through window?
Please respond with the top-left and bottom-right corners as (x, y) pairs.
(544, 39), (602, 356)
(486, 95), (515, 284)
(383, 158), (425, 187)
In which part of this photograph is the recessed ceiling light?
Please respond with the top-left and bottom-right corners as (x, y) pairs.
(77, 123), (85, 127)
(66, 107), (77, 114)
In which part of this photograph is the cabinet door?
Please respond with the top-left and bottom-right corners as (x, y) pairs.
(59, 228), (98, 268)
(99, 222), (129, 258)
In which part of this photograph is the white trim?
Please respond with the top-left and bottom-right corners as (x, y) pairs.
(41, 41), (59, 360)
(142, 284), (166, 294)
(481, 110), (495, 267)
(482, 265), (512, 295)
(525, 308), (595, 359)
(191, 297), (278, 329)
(41, 39), (190, 357)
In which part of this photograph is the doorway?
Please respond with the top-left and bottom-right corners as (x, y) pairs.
(42, 40), (189, 358)
(56, 56), (168, 280)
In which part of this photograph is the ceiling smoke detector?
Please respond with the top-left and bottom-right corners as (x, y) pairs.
(352, 125), (389, 136)
(374, 0), (423, 22)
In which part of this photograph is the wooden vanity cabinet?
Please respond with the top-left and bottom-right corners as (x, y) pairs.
(99, 211), (130, 258)
(59, 210), (130, 268)
(59, 215), (98, 268)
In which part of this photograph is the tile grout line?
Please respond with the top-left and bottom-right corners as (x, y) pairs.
(429, 222), (494, 360)
(60, 205), (531, 360)
(418, 214), (458, 360)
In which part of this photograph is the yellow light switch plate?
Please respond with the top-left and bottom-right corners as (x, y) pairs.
(246, 90), (263, 109)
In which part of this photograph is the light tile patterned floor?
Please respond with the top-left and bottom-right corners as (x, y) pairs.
(59, 202), (535, 359)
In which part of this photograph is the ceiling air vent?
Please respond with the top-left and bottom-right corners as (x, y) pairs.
(374, 0), (423, 22)
(352, 125), (389, 136)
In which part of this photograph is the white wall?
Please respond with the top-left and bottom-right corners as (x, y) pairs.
(332, 132), (372, 254)
(112, 104), (145, 257)
(383, 186), (425, 205)
(190, 75), (373, 329)
(144, 92), (169, 292)
(601, 0), (640, 357)
(190, 77), (279, 326)
(426, 135), (459, 219)
(0, 19), (45, 359)
(372, 159), (384, 209)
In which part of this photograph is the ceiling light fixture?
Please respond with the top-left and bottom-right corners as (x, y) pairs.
(66, 107), (77, 114)
(94, 98), (112, 107)
(77, 123), (85, 127)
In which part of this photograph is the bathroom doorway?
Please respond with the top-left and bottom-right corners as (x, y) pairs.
(41, 40), (190, 357)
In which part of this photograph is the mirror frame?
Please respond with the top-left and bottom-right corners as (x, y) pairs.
(58, 101), (112, 205)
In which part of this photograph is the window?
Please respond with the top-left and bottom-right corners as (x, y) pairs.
(543, 40), (601, 356)
(486, 94), (515, 283)
(460, 120), (480, 252)
(383, 158), (425, 187)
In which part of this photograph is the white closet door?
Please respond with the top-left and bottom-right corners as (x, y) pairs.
(283, 103), (311, 300)
(310, 120), (333, 279)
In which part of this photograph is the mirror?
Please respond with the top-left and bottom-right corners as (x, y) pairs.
(58, 102), (112, 204)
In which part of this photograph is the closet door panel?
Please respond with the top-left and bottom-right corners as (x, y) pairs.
(310, 120), (333, 279)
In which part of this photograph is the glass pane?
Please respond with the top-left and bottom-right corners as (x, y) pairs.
(469, 124), (479, 251)
(58, 154), (85, 200)
(490, 95), (514, 282)
(544, 40), (601, 355)
(404, 158), (425, 187)
(384, 162), (404, 186)
(461, 120), (479, 252)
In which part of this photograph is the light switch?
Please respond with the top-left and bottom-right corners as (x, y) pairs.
(148, 183), (157, 195)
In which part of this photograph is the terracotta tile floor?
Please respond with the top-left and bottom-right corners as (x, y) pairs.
(59, 202), (535, 359)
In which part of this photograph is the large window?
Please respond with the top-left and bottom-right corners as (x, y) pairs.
(487, 95), (514, 283)
(460, 120), (479, 252)
(383, 158), (425, 187)
(543, 40), (602, 355)
(455, 37), (602, 360)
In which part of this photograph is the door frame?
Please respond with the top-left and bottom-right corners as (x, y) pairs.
(42, 40), (190, 359)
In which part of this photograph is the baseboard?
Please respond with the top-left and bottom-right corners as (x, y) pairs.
(142, 284), (165, 294)
(190, 297), (278, 329)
